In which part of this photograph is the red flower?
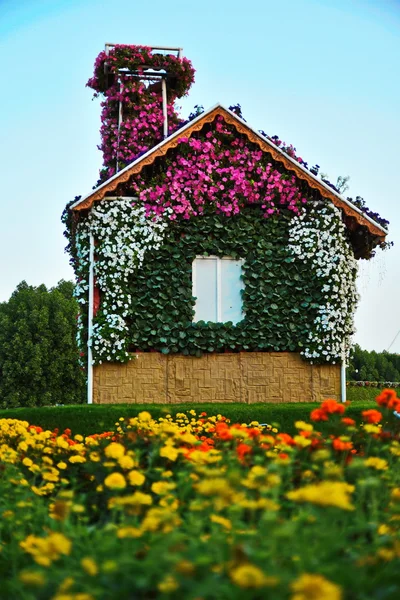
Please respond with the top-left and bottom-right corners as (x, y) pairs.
(341, 417), (356, 426)
(376, 389), (400, 409)
(236, 443), (252, 461)
(310, 408), (329, 422)
(332, 438), (353, 451)
(362, 409), (382, 424)
(320, 399), (345, 415)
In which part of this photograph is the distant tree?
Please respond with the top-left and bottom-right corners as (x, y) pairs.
(0, 281), (85, 408)
(348, 344), (400, 382)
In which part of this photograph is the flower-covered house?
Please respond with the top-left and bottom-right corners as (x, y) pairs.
(63, 44), (389, 405)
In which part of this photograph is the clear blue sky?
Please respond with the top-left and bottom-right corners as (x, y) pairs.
(1, 0), (399, 352)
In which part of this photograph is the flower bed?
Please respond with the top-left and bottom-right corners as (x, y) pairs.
(1, 391), (400, 599)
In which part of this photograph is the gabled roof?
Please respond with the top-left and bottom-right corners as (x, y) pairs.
(71, 104), (387, 243)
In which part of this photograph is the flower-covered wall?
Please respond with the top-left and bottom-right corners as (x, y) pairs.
(67, 192), (358, 368)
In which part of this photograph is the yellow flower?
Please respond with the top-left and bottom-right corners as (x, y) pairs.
(57, 461), (67, 470)
(391, 488), (400, 502)
(291, 573), (342, 600)
(210, 514), (232, 530)
(230, 563), (278, 588)
(138, 411), (152, 422)
(118, 455), (136, 470)
(104, 442), (125, 459)
(74, 434), (84, 442)
(19, 570), (46, 587)
(69, 455), (86, 464)
(151, 481), (176, 495)
(160, 445), (179, 461)
(294, 435), (312, 448)
(364, 457), (388, 471)
(295, 421), (314, 432)
(89, 452), (101, 462)
(363, 424), (380, 434)
(104, 473), (126, 490)
(158, 575), (179, 593)
(127, 470), (145, 486)
(20, 532), (72, 566)
(378, 524), (392, 536)
(2, 510), (13, 519)
(377, 548), (395, 561)
(108, 492), (152, 511)
(117, 526), (142, 538)
(287, 482), (354, 511)
(22, 457), (33, 467)
(81, 557), (98, 576)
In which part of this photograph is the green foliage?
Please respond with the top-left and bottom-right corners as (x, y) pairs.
(348, 344), (400, 382)
(0, 281), (85, 408)
(127, 207), (323, 356)
(0, 397), (375, 437)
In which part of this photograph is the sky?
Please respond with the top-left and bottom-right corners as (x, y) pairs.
(0, 0), (399, 352)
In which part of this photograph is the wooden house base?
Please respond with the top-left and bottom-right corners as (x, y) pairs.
(93, 352), (341, 404)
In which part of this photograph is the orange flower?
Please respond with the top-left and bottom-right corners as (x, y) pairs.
(341, 417), (356, 426)
(321, 399), (345, 415)
(310, 408), (329, 422)
(332, 438), (353, 452)
(276, 433), (295, 446)
(215, 422), (233, 441)
(236, 443), (252, 461)
(362, 409), (382, 424)
(376, 389), (400, 410)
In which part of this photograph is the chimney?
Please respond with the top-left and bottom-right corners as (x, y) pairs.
(86, 44), (195, 182)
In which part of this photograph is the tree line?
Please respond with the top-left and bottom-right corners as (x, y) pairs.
(348, 344), (400, 382)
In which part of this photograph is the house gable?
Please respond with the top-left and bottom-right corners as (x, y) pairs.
(71, 105), (387, 258)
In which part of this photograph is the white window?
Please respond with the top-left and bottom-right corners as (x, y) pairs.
(192, 256), (244, 324)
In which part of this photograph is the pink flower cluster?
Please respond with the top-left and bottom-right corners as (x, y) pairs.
(87, 45), (195, 181)
(130, 117), (307, 220)
(99, 79), (182, 178)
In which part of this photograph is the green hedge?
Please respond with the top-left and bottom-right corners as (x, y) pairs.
(346, 386), (399, 402)
(0, 399), (377, 437)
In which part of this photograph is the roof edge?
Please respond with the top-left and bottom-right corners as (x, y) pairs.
(71, 104), (388, 239)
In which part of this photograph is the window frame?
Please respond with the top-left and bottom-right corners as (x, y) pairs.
(192, 255), (244, 323)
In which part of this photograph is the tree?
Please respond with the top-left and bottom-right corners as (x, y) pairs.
(0, 281), (85, 408)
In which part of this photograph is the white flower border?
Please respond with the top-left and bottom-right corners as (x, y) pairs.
(288, 203), (359, 362)
(74, 198), (170, 363)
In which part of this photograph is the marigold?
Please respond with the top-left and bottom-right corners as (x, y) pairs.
(341, 417), (356, 426)
(160, 445), (179, 461)
(104, 472), (127, 490)
(290, 573), (342, 600)
(158, 575), (179, 593)
(210, 514), (232, 530)
(104, 442), (125, 459)
(19, 571), (46, 587)
(364, 457), (388, 471)
(230, 563), (278, 588)
(287, 481), (355, 511)
(81, 557), (98, 576)
(310, 408), (329, 422)
(362, 409), (382, 424)
(127, 470), (145, 486)
(332, 438), (353, 452)
(376, 388), (399, 409)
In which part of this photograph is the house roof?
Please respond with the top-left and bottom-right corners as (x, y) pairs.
(71, 104), (387, 245)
